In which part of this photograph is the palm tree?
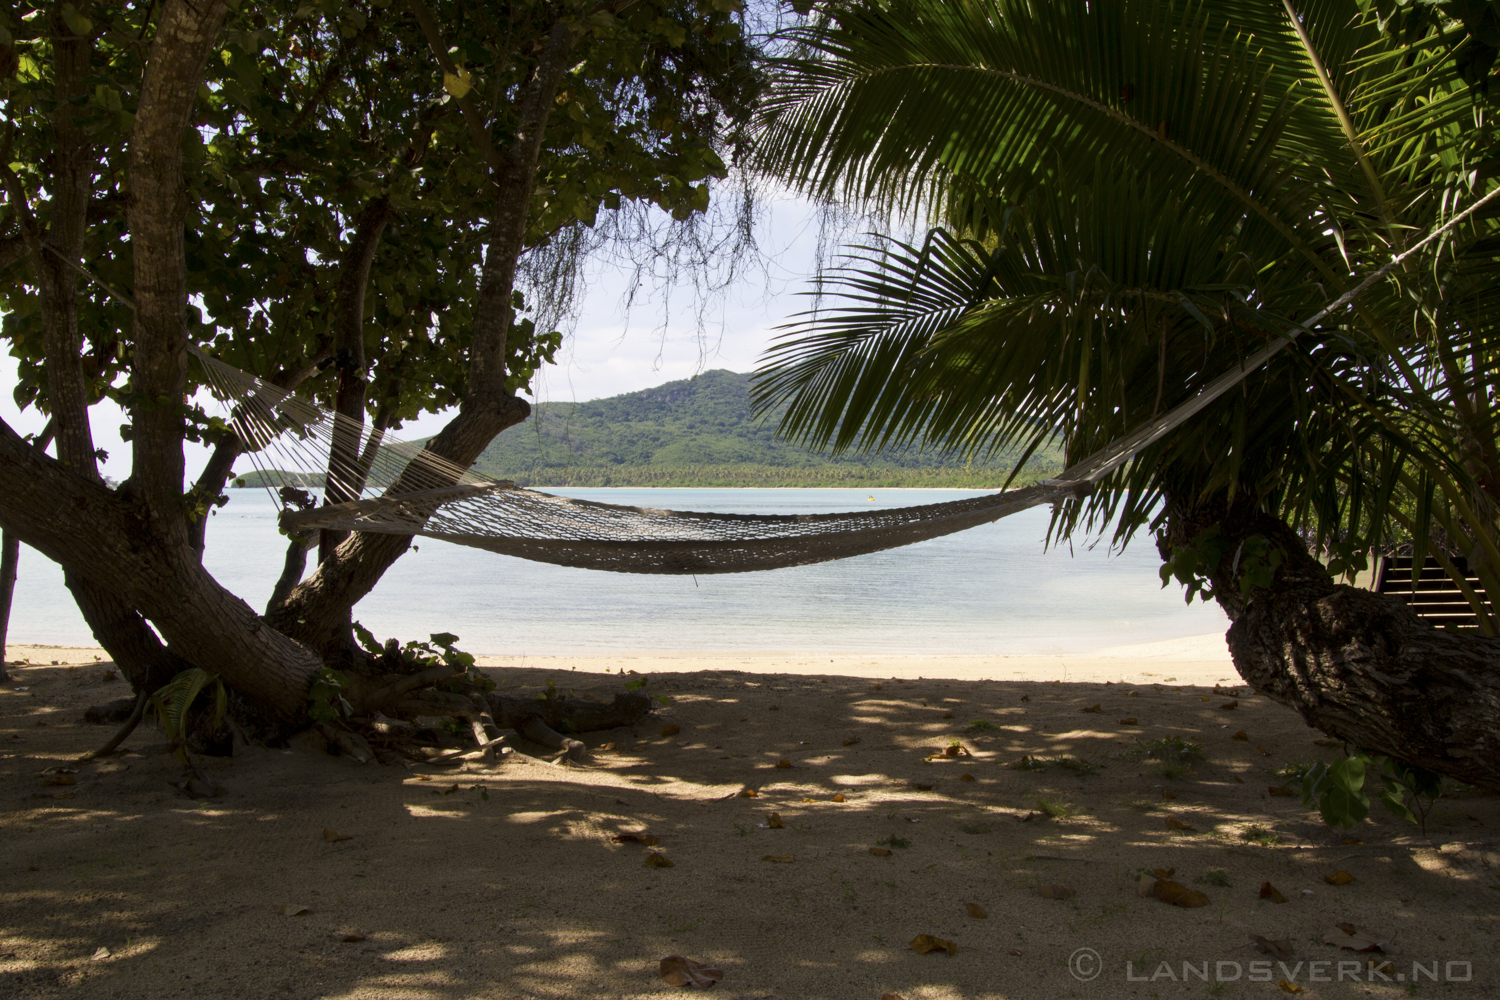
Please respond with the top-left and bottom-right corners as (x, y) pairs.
(751, 0), (1500, 789)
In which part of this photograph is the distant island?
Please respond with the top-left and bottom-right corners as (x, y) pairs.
(236, 370), (1061, 489)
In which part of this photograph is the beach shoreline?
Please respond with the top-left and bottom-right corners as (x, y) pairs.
(6, 632), (1235, 687)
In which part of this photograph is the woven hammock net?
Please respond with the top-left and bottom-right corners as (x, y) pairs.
(192, 336), (1264, 574)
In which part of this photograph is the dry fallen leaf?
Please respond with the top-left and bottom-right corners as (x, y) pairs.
(1151, 879), (1210, 908)
(1233, 775), (1245, 783)
(842, 737), (860, 746)
(1323, 925), (1387, 952)
(942, 743), (968, 757)
(761, 855), (794, 863)
(322, 828), (353, 843)
(659, 955), (723, 988)
(869, 847), (893, 857)
(1232, 730), (1249, 741)
(873, 684), (884, 691)
(438, 784), (459, 795)
(1340, 837), (1363, 845)
(612, 833), (660, 846)
(1165, 816), (1197, 832)
(831, 793), (846, 802)
(766, 812), (785, 829)
(739, 787), (758, 798)
(91, 947), (110, 961)
(959, 773), (975, 782)
(1037, 884), (1076, 900)
(598, 742), (617, 752)
(1151, 867), (1176, 878)
(1268, 785), (1295, 797)
(1136, 875), (1158, 898)
(1249, 934), (1295, 959)
(1369, 959), (1395, 975)
(332, 929), (367, 943)
(1160, 790), (1178, 800)
(276, 904), (311, 916)
(1080, 704), (1102, 713)
(1127, 691), (1139, 697)
(1277, 979), (1303, 993)
(909, 934), (958, 956)
(1324, 870), (1356, 885)
(1118, 717), (1138, 725)
(1220, 700), (1239, 710)
(644, 852), (674, 868)
(1006, 948), (1024, 956)
(965, 902), (988, 919)
(942, 712), (954, 719)
(1200, 696), (1211, 702)
(659, 724), (681, 737)
(1259, 881), (1288, 903)
(775, 759), (792, 769)
(1256, 745), (1274, 756)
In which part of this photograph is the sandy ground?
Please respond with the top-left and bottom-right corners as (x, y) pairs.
(1, 638), (1496, 1000)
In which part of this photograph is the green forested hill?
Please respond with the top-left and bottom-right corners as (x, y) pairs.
(472, 370), (1060, 487)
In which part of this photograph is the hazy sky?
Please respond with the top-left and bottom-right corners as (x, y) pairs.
(0, 192), (831, 482)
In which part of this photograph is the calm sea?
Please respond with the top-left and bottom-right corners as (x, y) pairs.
(8, 488), (1227, 655)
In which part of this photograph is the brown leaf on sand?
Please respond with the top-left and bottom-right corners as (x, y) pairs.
(831, 793), (846, 802)
(1160, 790), (1178, 800)
(437, 784), (459, 795)
(332, 929), (367, 943)
(1324, 924), (1390, 953)
(909, 934), (958, 956)
(959, 773), (975, 782)
(1118, 717), (1138, 725)
(613, 833), (661, 846)
(275, 904), (310, 916)
(1278, 979), (1303, 993)
(942, 743), (969, 757)
(1136, 875), (1158, 898)
(1006, 948), (1024, 956)
(1255, 745), (1274, 756)
(322, 828), (353, 843)
(766, 812), (785, 829)
(965, 902), (988, 919)
(659, 955), (723, 988)
(1200, 695), (1211, 702)
(1249, 934), (1294, 959)
(659, 725), (681, 737)
(1232, 730), (1249, 741)
(761, 855), (794, 863)
(1324, 870), (1356, 885)
(842, 737), (861, 746)
(869, 847), (893, 857)
(1151, 879), (1210, 908)
(775, 759), (792, 769)
(1037, 885), (1075, 900)
(1080, 704), (1102, 713)
(598, 742), (617, 752)
(1268, 785), (1295, 797)
(644, 852), (674, 868)
(943, 712), (954, 719)
(1220, 700), (1239, 710)
(1340, 837), (1363, 845)
(1151, 867), (1176, 879)
(1164, 815), (1197, 832)
(738, 787), (758, 798)
(1259, 881), (1288, 903)
(873, 683), (884, 691)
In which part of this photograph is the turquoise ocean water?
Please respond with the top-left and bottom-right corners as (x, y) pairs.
(8, 488), (1227, 655)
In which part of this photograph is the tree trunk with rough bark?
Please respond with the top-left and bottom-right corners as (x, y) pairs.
(1161, 492), (1500, 792)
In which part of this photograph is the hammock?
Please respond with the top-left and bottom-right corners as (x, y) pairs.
(191, 326), (1286, 574)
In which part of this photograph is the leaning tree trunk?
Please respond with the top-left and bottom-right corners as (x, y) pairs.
(1161, 492), (1500, 793)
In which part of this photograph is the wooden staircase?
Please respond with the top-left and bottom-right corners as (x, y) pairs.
(1376, 556), (1489, 632)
